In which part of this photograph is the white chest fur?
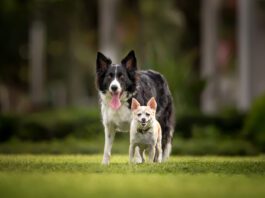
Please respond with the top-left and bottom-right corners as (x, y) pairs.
(100, 92), (132, 132)
(130, 120), (157, 146)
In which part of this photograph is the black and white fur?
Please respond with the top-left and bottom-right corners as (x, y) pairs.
(96, 50), (174, 165)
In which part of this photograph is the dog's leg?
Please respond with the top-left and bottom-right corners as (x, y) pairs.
(162, 128), (173, 162)
(162, 142), (172, 162)
(129, 144), (135, 163)
(102, 126), (115, 165)
(153, 147), (159, 162)
(139, 147), (145, 163)
(157, 130), (163, 163)
(147, 146), (156, 163)
(157, 142), (163, 163)
(162, 126), (173, 162)
(134, 146), (142, 163)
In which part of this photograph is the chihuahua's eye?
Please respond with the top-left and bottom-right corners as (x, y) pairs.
(137, 113), (141, 117)
(146, 113), (150, 117)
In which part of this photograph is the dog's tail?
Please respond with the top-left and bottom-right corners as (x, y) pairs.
(144, 70), (175, 161)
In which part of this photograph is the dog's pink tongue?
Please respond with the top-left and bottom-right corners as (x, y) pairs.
(110, 93), (121, 110)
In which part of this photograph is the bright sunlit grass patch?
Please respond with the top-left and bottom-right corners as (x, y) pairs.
(0, 155), (264, 198)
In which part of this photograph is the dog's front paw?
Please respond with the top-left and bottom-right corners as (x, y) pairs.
(135, 157), (143, 164)
(102, 157), (110, 165)
(157, 155), (162, 163)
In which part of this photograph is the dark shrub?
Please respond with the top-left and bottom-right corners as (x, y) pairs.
(243, 94), (265, 151)
(0, 114), (18, 142)
(176, 112), (245, 138)
(0, 107), (103, 141)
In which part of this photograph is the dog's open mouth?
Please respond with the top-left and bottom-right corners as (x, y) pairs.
(109, 92), (122, 110)
(141, 122), (147, 127)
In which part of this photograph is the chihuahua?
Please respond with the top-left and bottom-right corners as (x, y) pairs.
(129, 97), (162, 163)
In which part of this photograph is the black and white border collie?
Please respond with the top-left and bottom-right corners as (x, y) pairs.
(96, 50), (174, 164)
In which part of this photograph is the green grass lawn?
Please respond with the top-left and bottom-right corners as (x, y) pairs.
(0, 155), (264, 198)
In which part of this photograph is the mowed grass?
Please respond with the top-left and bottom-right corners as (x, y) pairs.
(0, 155), (265, 198)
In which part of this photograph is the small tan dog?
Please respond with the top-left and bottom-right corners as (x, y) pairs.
(129, 97), (162, 163)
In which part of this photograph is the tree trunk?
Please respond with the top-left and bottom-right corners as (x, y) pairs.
(200, 0), (222, 114)
(238, 0), (265, 110)
(29, 18), (46, 107)
(67, 1), (84, 106)
(98, 0), (119, 62)
(237, 0), (252, 111)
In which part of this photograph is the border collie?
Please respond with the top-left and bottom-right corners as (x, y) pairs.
(96, 50), (174, 165)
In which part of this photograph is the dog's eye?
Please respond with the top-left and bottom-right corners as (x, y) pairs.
(117, 73), (124, 79)
(119, 75), (124, 80)
(137, 113), (141, 117)
(146, 113), (150, 117)
(107, 73), (113, 79)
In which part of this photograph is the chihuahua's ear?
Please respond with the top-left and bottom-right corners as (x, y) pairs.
(147, 97), (157, 110)
(131, 98), (140, 111)
(121, 50), (137, 71)
(96, 52), (112, 74)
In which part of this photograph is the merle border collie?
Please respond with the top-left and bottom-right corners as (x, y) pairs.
(96, 50), (174, 164)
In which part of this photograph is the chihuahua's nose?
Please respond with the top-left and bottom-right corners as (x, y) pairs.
(111, 85), (118, 92)
(141, 118), (146, 123)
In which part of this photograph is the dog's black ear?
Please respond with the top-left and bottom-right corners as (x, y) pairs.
(96, 52), (112, 74)
(121, 50), (137, 71)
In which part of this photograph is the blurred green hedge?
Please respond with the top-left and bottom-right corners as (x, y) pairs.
(0, 104), (263, 155)
(0, 107), (245, 142)
(243, 94), (265, 151)
(175, 111), (245, 138)
(0, 107), (103, 142)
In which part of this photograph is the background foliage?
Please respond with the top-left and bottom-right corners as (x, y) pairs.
(0, 0), (264, 155)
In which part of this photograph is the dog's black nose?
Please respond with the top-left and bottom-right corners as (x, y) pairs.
(141, 118), (146, 123)
(111, 85), (118, 92)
